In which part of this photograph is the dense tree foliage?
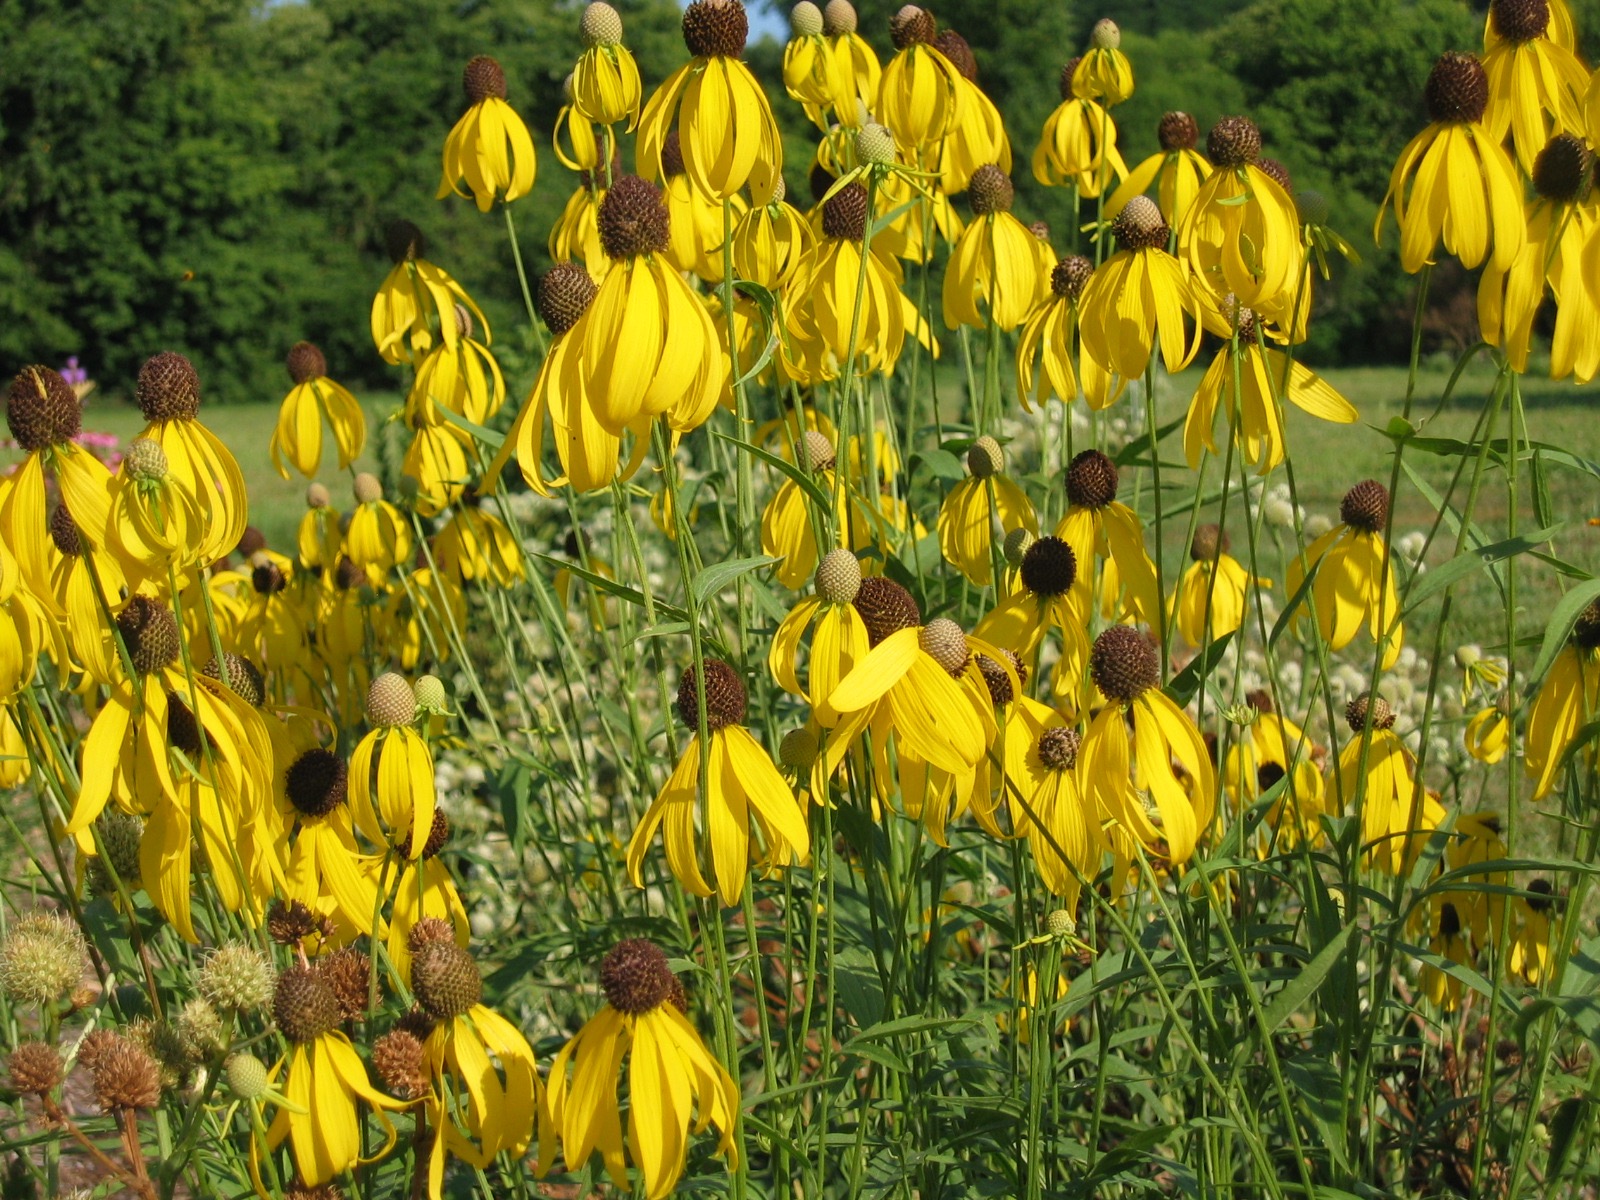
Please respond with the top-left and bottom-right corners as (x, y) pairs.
(0, 0), (1509, 398)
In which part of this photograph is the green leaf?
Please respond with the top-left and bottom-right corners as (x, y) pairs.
(913, 448), (967, 481)
(1532, 449), (1556, 531)
(531, 553), (691, 626)
(1546, 1096), (1588, 1182)
(729, 281), (780, 389)
(1402, 524), (1564, 614)
(1112, 414), (1186, 468)
(1526, 577), (1600, 697)
(690, 555), (779, 609)
(435, 404), (506, 449)
(1165, 631), (1234, 706)
(1259, 923), (1354, 1036)
(1270, 556), (1320, 648)
(712, 429), (833, 512)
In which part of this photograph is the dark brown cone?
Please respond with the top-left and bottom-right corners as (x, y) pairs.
(1437, 900), (1461, 938)
(1029, 220), (1051, 242)
(660, 129), (687, 179)
(273, 965), (340, 1044)
(401, 809), (450, 860)
(6, 366), (81, 451)
(1037, 727), (1081, 772)
(1257, 157), (1292, 193)
(385, 219), (427, 264)
(600, 939), (676, 1014)
(1058, 56), (1082, 101)
(166, 694), (205, 759)
(537, 264), (599, 336)
(933, 29), (977, 81)
(1207, 116), (1262, 168)
(822, 182), (869, 241)
(238, 527), (267, 557)
(252, 561), (287, 595)
(665, 974), (688, 1012)
(967, 165), (1014, 215)
(91, 1042), (161, 1111)
(852, 576), (921, 645)
(1189, 523), (1230, 561)
(1020, 536), (1076, 597)
(1526, 878), (1555, 913)
(407, 918), (457, 951)
(320, 948), (372, 1022)
(49, 504), (82, 557)
(76, 1030), (124, 1075)
(676, 659), (747, 731)
(1491, 0), (1550, 42)
(135, 352), (201, 421)
(463, 55), (508, 103)
(411, 940), (482, 1021)
(598, 175), (671, 259)
(1246, 688), (1275, 715)
(975, 650), (1026, 706)
(1533, 134), (1591, 203)
(1339, 480), (1389, 533)
(285, 749), (348, 818)
(116, 595), (181, 675)
(373, 1029), (428, 1099)
(267, 900), (328, 947)
(334, 556), (364, 590)
(1425, 52), (1489, 124)
(8, 1042), (63, 1095)
(285, 1180), (344, 1200)
(1572, 599), (1600, 650)
(1345, 692), (1395, 733)
(1257, 762), (1286, 791)
(1065, 448), (1119, 509)
(890, 5), (936, 48)
(1091, 625), (1160, 703)
(202, 653), (266, 708)
(286, 342), (326, 385)
(683, 0), (749, 57)
(1112, 196), (1169, 252)
(1158, 111), (1199, 152)
(1051, 256), (1092, 301)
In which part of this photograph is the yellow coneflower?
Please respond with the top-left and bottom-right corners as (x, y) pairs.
(565, 176), (725, 436)
(281, 748), (386, 943)
(1079, 197), (1204, 381)
(731, 179), (812, 288)
(1183, 302), (1358, 475)
(942, 166), (1045, 332)
(1054, 449), (1160, 628)
(50, 502), (127, 685)
(1078, 626), (1215, 871)
(1444, 811), (1508, 946)
(271, 342), (367, 480)
(1491, 0), (1576, 49)
(385, 811), (469, 981)
(550, 175), (611, 277)
(770, 547), (872, 733)
(974, 536), (1090, 711)
(1478, 134), (1599, 382)
(370, 220), (489, 367)
(573, 2), (642, 128)
(1524, 598), (1599, 800)
(822, 0), (879, 126)
(106, 438), (202, 593)
(759, 432), (883, 589)
(1285, 481), (1404, 670)
(1220, 689), (1323, 820)
(555, 74), (605, 175)
(875, 6), (965, 152)
(345, 474), (413, 574)
(933, 32), (1012, 196)
(628, 661), (810, 906)
(433, 493), (522, 588)
(409, 308), (505, 427)
(267, 964), (402, 1186)
(349, 674), (436, 860)
(1420, 897), (1471, 1012)
(239, 553), (313, 678)
(1176, 117), (1300, 310)
(1016, 256), (1125, 411)
(1105, 111), (1212, 224)
(437, 56), (536, 212)
(296, 484), (341, 572)
(1335, 693), (1442, 875)
(1465, 703), (1511, 764)
(1032, 58), (1126, 196)
(639, 0), (783, 203)
(784, 1), (848, 130)
(1482, 0), (1587, 174)
(549, 940), (738, 1200)
(1001, 699), (1101, 914)
(657, 131), (742, 282)
(1511, 878), (1556, 984)
(1376, 52), (1524, 275)
(1072, 18), (1133, 106)
(937, 437), (1037, 588)
(1171, 524), (1267, 647)
(0, 534), (58, 700)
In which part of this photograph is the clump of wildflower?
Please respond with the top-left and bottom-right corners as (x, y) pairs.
(0, 912), (88, 1007)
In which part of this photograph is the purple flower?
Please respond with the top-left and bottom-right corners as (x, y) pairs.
(59, 356), (88, 387)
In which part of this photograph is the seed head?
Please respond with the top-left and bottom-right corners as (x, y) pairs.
(408, 918), (456, 951)
(123, 437), (169, 482)
(537, 263), (599, 335)
(267, 900), (331, 947)
(599, 175), (671, 259)
(919, 618), (970, 675)
(1491, 0), (1550, 42)
(1345, 692), (1395, 733)
(400, 808), (451, 860)
(582, 1), (625, 46)
(225, 1053), (269, 1100)
(815, 548), (862, 605)
(48, 504), (81, 557)
(1050, 256), (1092, 301)
(373, 1028), (428, 1099)
(1257, 157), (1292, 193)
(385, 219), (427, 264)
(1091, 625), (1161, 703)
(366, 672), (417, 727)
(116, 595), (181, 675)
(321, 947), (374, 1022)
(85, 812), (144, 898)
(1571, 599), (1600, 650)
(286, 342), (326, 385)
(798, 429), (836, 472)
(779, 727), (819, 770)
(1037, 727), (1081, 771)
(198, 944), (276, 1014)
(202, 652), (266, 708)
(1246, 688), (1275, 716)
(683, 0), (748, 57)
(274, 965), (341, 1044)
(967, 165), (1013, 215)
(176, 998), (227, 1062)
(1029, 220), (1051, 242)
(1065, 448), (1118, 509)
(890, 5), (936, 48)
(852, 576), (921, 645)
(601, 939), (676, 1014)
(934, 29), (977, 81)
(285, 748), (348, 818)
(1112, 196), (1169, 251)
(823, 181), (869, 240)
(659, 129), (687, 178)
(135, 352), (201, 422)
(1295, 189), (1330, 226)
(7, 1043), (62, 1096)
(351, 474), (384, 508)
(409, 940), (481, 1021)
(975, 650), (1026, 706)
(462, 56), (507, 103)
(91, 1039), (161, 1111)
(1003, 527), (1035, 567)
(1089, 17), (1120, 48)
(6, 365), (81, 451)
(791, 1), (824, 37)
(1058, 56), (1083, 101)
(1158, 111), (1199, 152)
(1189, 524), (1230, 561)
(676, 660), (747, 730)
(1339, 480), (1389, 533)
(1207, 116), (1262, 168)
(252, 560), (287, 595)
(1526, 878), (1555, 913)
(823, 0), (857, 35)
(967, 435), (1004, 479)
(1533, 133), (1592, 203)
(855, 122), (896, 166)
(1045, 909), (1076, 936)
(1425, 53), (1489, 124)
(1020, 536), (1076, 597)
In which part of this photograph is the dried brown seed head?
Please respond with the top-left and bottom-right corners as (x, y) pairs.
(601, 938), (676, 1014)
(676, 660), (748, 731)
